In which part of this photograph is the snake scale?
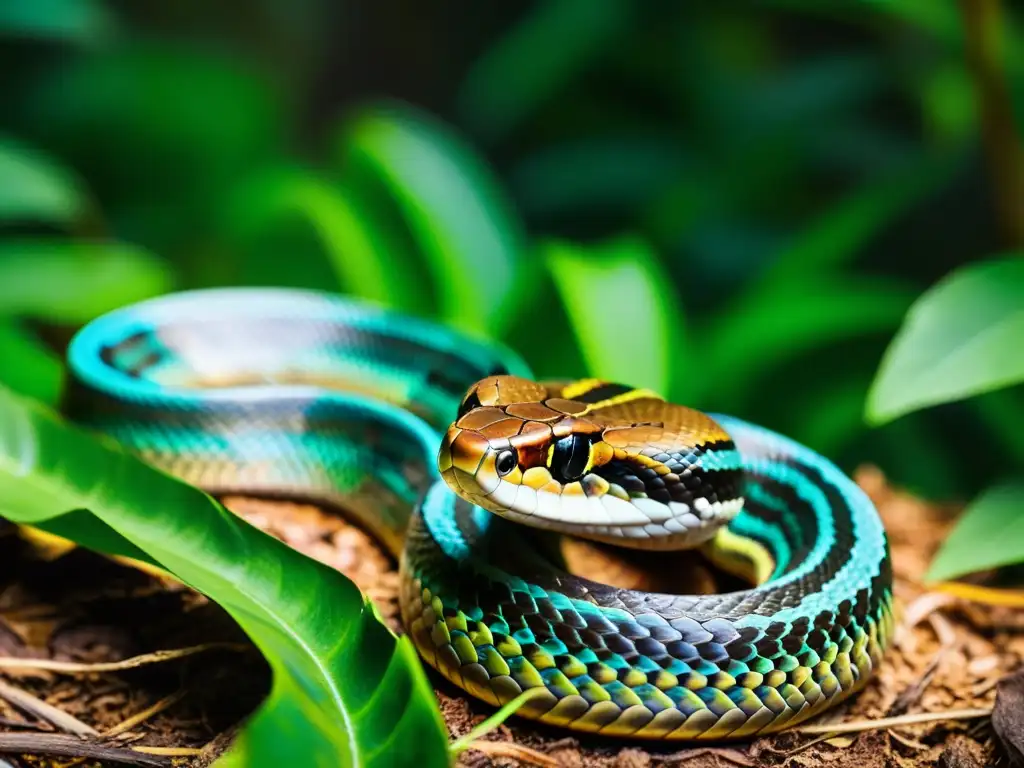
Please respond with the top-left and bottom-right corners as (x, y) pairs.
(65, 287), (894, 741)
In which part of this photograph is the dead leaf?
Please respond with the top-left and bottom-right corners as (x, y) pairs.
(992, 669), (1024, 767)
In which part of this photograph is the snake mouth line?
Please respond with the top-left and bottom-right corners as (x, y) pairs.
(440, 462), (744, 550)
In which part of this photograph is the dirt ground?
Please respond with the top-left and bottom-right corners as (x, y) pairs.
(0, 466), (1018, 767)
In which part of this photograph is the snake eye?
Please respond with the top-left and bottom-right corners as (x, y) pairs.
(551, 434), (592, 483)
(495, 449), (517, 476)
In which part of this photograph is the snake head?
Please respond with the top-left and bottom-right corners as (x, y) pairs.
(437, 375), (745, 550)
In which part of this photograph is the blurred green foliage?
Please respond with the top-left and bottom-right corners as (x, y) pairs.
(1, 0), (1023, 506)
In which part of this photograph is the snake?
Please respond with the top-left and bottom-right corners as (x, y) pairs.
(65, 286), (894, 741)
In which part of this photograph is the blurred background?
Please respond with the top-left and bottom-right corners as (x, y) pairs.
(1, 0), (1022, 503)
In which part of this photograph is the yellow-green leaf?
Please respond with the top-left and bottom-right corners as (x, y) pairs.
(698, 274), (916, 409)
(866, 257), (1024, 425)
(926, 483), (1024, 583)
(223, 165), (422, 313)
(0, 322), (63, 405)
(0, 137), (86, 225)
(544, 236), (681, 395)
(336, 103), (526, 337)
(0, 240), (171, 323)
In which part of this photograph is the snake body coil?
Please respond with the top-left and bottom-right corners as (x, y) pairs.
(66, 287), (894, 741)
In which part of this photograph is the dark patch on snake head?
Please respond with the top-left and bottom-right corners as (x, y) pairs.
(457, 389), (482, 419)
(550, 433), (594, 483)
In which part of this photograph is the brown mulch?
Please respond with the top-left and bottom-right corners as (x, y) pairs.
(0, 466), (1019, 767)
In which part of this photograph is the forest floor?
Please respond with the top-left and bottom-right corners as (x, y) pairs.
(0, 466), (1019, 768)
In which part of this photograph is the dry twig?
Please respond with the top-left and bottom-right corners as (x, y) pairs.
(461, 740), (559, 767)
(102, 691), (188, 739)
(0, 643), (247, 675)
(131, 746), (204, 756)
(0, 680), (97, 737)
(0, 732), (167, 767)
(794, 708), (992, 735)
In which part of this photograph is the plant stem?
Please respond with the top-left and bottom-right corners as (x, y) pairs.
(0, 733), (168, 767)
(959, 0), (1024, 249)
(0, 681), (98, 738)
(447, 688), (548, 755)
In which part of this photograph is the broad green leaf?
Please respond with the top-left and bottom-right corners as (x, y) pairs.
(223, 166), (420, 312)
(0, 387), (449, 767)
(544, 236), (681, 395)
(866, 257), (1024, 425)
(0, 0), (113, 43)
(336, 103), (526, 337)
(698, 274), (917, 409)
(457, 0), (631, 142)
(926, 483), (1024, 582)
(0, 322), (63, 405)
(0, 137), (86, 226)
(0, 240), (172, 323)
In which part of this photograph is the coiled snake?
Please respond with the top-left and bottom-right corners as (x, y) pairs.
(65, 287), (894, 741)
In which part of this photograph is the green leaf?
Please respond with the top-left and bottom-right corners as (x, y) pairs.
(223, 165), (421, 312)
(698, 274), (917, 409)
(336, 103), (526, 337)
(0, 240), (172, 323)
(457, 0), (632, 142)
(0, 137), (86, 226)
(0, 387), (449, 767)
(0, 0), (113, 44)
(866, 257), (1024, 425)
(926, 483), (1024, 582)
(0, 322), (63, 405)
(544, 236), (681, 395)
